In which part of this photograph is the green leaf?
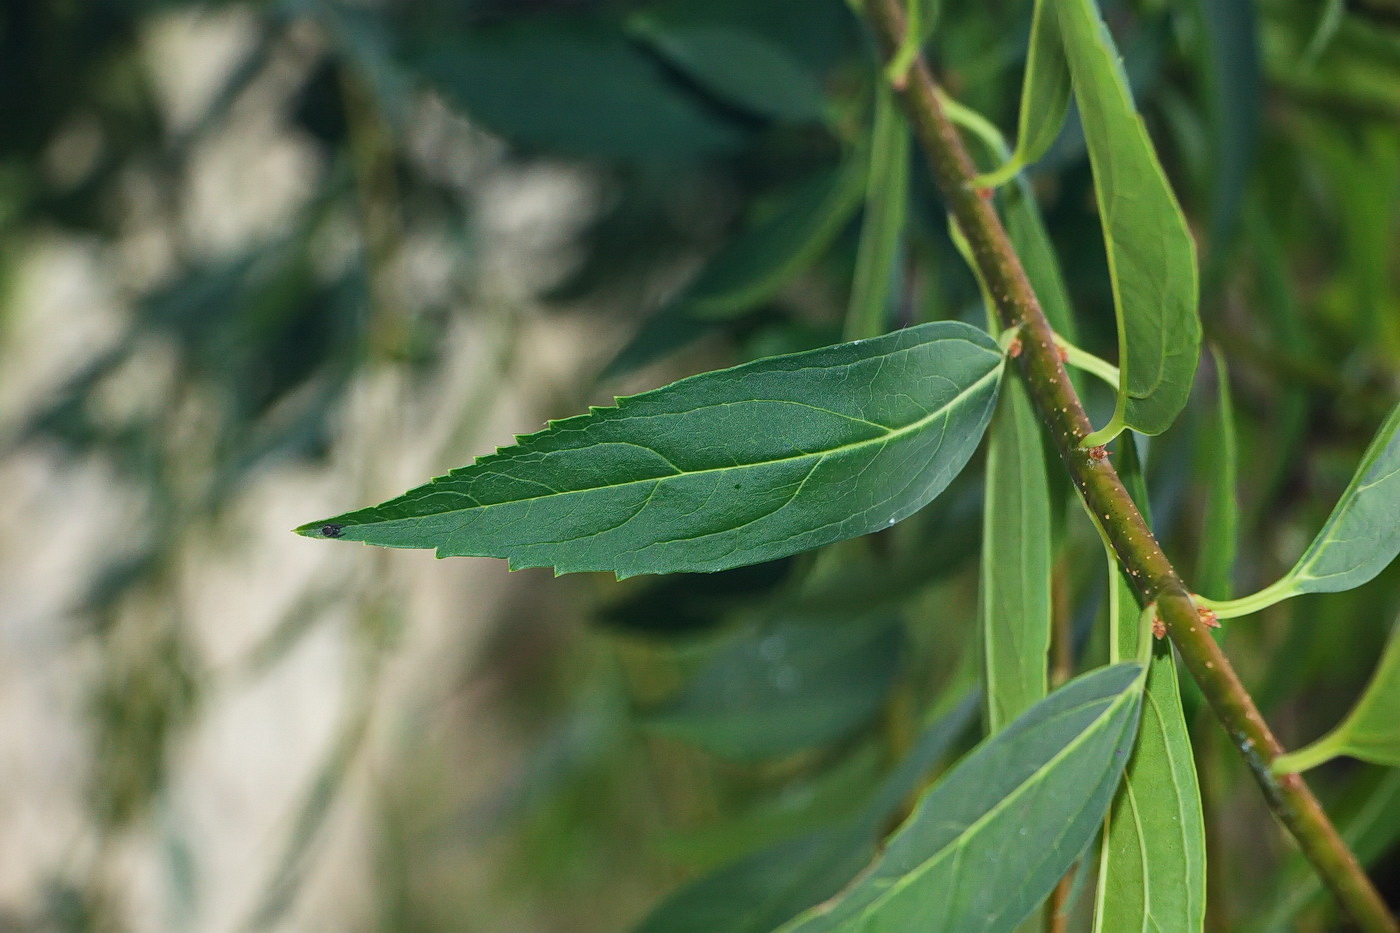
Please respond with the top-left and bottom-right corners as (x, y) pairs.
(644, 616), (903, 760)
(417, 18), (745, 162)
(1207, 399), (1400, 618)
(981, 375), (1052, 732)
(686, 160), (866, 320)
(845, 88), (910, 342)
(779, 663), (1145, 933)
(1058, 0), (1202, 443)
(298, 321), (1004, 578)
(637, 694), (980, 933)
(974, 0), (1071, 187)
(629, 20), (827, 122)
(1274, 616), (1400, 773)
(1094, 438), (1206, 933)
(1195, 348), (1239, 601)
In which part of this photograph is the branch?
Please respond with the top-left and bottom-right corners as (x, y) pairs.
(859, 1), (1398, 929)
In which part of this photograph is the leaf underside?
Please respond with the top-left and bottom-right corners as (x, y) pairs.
(299, 321), (1003, 578)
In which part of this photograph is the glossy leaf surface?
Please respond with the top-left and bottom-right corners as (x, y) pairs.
(780, 663), (1144, 932)
(300, 322), (1003, 578)
(645, 616), (903, 760)
(1095, 439), (1206, 933)
(982, 375), (1052, 732)
(1274, 617), (1400, 773)
(1058, 0), (1201, 441)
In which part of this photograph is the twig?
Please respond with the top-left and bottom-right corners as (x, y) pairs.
(858, 1), (1397, 929)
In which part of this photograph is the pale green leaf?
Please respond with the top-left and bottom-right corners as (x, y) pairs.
(637, 694), (979, 933)
(298, 322), (1003, 578)
(630, 20), (827, 122)
(1094, 438), (1206, 933)
(845, 87), (910, 342)
(982, 375), (1052, 732)
(1207, 399), (1400, 618)
(1058, 0), (1201, 443)
(1274, 615), (1400, 773)
(645, 616), (903, 760)
(779, 663), (1145, 933)
(688, 160), (866, 320)
(975, 0), (1071, 187)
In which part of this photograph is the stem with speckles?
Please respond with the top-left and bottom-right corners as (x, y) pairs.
(859, 1), (1397, 928)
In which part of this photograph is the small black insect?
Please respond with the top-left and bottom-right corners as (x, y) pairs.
(321, 524), (345, 538)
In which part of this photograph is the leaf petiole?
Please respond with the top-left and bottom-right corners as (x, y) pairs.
(1195, 576), (1301, 620)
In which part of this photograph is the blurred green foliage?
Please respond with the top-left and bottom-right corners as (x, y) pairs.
(5, 0), (1400, 929)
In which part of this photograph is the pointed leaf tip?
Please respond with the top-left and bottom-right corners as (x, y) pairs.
(300, 321), (1004, 577)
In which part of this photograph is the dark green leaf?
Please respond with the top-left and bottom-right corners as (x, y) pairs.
(982, 375), (1052, 732)
(1094, 438), (1206, 933)
(975, 0), (1071, 187)
(780, 664), (1145, 932)
(637, 694), (980, 933)
(418, 18), (745, 162)
(631, 20), (827, 122)
(1059, 0), (1201, 442)
(687, 160), (866, 320)
(644, 616), (903, 760)
(299, 322), (1003, 578)
(845, 88), (910, 341)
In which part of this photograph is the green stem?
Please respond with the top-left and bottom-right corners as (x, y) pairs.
(1055, 336), (1119, 389)
(859, 2), (1397, 929)
(1274, 732), (1348, 776)
(1196, 576), (1301, 620)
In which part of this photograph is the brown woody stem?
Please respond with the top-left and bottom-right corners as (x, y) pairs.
(860, 1), (1398, 929)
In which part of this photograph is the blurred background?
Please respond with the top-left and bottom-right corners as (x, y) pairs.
(2, 0), (1399, 930)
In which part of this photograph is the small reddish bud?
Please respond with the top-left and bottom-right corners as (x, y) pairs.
(1057, 344), (1070, 362)
(1198, 606), (1221, 629)
(976, 186), (995, 202)
(1088, 445), (1108, 462)
(1152, 615), (1167, 640)
(1008, 337), (1023, 358)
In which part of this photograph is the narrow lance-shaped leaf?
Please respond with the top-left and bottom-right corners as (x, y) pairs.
(1094, 437), (1206, 933)
(1058, 0), (1201, 444)
(845, 86), (910, 342)
(688, 159), (866, 320)
(975, 0), (1072, 188)
(982, 374), (1052, 732)
(1195, 347), (1239, 601)
(1206, 398), (1400, 618)
(779, 663), (1145, 933)
(636, 693), (980, 933)
(298, 322), (1003, 579)
(1274, 615), (1400, 773)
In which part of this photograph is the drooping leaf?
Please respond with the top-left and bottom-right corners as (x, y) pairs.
(299, 321), (1004, 578)
(845, 87), (910, 342)
(1058, 0), (1201, 443)
(686, 159), (866, 320)
(1195, 348), (1239, 601)
(1274, 616), (1400, 773)
(1210, 399), (1400, 617)
(1003, 180), (1079, 342)
(637, 693), (979, 933)
(1094, 438), (1206, 933)
(644, 616), (903, 760)
(779, 663), (1145, 932)
(975, 0), (1071, 187)
(417, 18), (745, 162)
(629, 19), (827, 122)
(982, 375), (1052, 732)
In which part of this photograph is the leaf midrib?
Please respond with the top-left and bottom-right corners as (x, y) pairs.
(361, 360), (1002, 524)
